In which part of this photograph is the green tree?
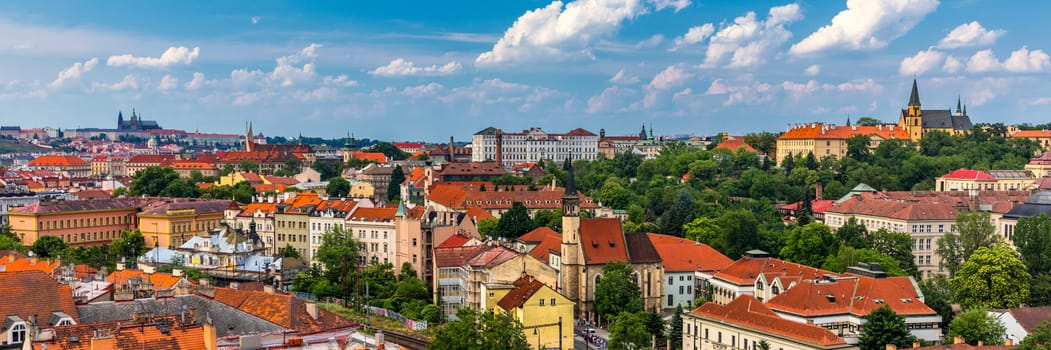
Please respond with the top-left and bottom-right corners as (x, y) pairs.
(858, 305), (917, 350)
(669, 305), (684, 350)
(609, 311), (651, 350)
(532, 209), (562, 232)
(430, 308), (530, 350)
(868, 229), (919, 277)
(420, 304), (441, 323)
(950, 243), (1031, 309)
(239, 160), (259, 173)
(326, 177), (350, 198)
(160, 178), (201, 198)
(919, 275), (954, 328)
(0, 234), (23, 252)
(1020, 321), (1051, 350)
(109, 230), (147, 262)
(278, 244), (301, 259)
(846, 134), (871, 162)
(387, 165), (405, 201)
(937, 211), (999, 277)
(822, 245), (907, 276)
(595, 261), (643, 322)
(716, 209), (761, 259)
(477, 218), (498, 238)
(855, 117), (883, 126)
(129, 166), (180, 196)
(757, 339), (771, 350)
(683, 217), (721, 244)
(1013, 215), (1051, 305)
(780, 223), (837, 267)
(948, 306), (1006, 346)
(835, 217), (868, 248)
(660, 190), (694, 237)
(495, 202), (536, 239)
(369, 142), (410, 161)
(313, 227), (361, 297)
(30, 235), (68, 258)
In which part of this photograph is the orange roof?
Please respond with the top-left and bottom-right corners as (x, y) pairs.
(265, 175), (300, 186)
(519, 226), (560, 243)
(715, 137), (758, 153)
(465, 206), (495, 220)
(714, 256), (835, 286)
(765, 274), (937, 317)
(497, 275), (546, 311)
(0, 270), (80, 324)
(127, 154), (176, 165)
(0, 256), (62, 275)
(779, 124), (909, 140)
(579, 218), (629, 265)
(528, 230), (562, 263)
(437, 233), (474, 248)
(349, 207), (397, 222)
(107, 269), (190, 290)
(172, 161), (217, 170)
(28, 155), (88, 167)
(210, 287), (352, 333)
(239, 202), (278, 217)
(646, 233), (733, 272)
(692, 295), (846, 346)
(252, 183), (285, 193)
(1012, 130), (1051, 138)
(352, 151), (388, 163)
(407, 167), (426, 182)
(35, 319), (205, 350)
(283, 192), (321, 209)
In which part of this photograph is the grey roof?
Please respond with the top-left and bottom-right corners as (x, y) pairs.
(138, 247), (177, 265)
(77, 295), (287, 337)
(1003, 191), (1051, 219)
(909, 109), (973, 131)
(474, 127), (499, 135)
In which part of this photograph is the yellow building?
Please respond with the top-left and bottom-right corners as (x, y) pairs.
(935, 169), (1036, 192)
(775, 123), (909, 166)
(489, 275), (574, 350)
(138, 199), (233, 249)
(348, 181), (375, 199)
(1012, 130), (1051, 151)
(898, 79), (973, 142)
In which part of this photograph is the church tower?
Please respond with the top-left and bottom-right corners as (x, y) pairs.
(560, 157), (582, 306)
(245, 121), (254, 152)
(117, 111), (124, 130)
(342, 132), (357, 163)
(904, 79), (924, 141)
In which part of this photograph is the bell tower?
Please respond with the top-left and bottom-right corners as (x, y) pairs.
(905, 79), (924, 141)
(560, 157), (581, 306)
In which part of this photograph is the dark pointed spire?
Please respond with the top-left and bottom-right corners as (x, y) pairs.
(963, 104), (967, 116)
(908, 79), (921, 107)
(956, 96), (962, 114)
(846, 115), (851, 126)
(639, 124), (647, 139)
(563, 157), (576, 196)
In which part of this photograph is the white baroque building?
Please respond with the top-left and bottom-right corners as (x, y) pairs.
(471, 127), (599, 167)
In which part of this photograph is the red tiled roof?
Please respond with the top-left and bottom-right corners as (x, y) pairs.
(241, 172), (264, 183)
(127, 154), (176, 165)
(497, 275), (546, 311)
(436, 162), (508, 178)
(210, 287), (352, 333)
(825, 191), (1029, 219)
(352, 151), (388, 163)
(29, 155), (88, 167)
(579, 218), (629, 265)
(647, 233), (732, 272)
(393, 142), (424, 149)
(715, 137), (758, 153)
(467, 245), (519, 268)
(1012, 130), (1051, 138)
(714, 256), (835, 286)
(0, 270), (80, 324)
(564, 128), (597, 136)
(941, 169), (996, 180)
(765, 274), (936, 317)
(349, 207), (397, 222)
(779, 124), (908, 140)
(434, 245), (486, 268)
(529, 231), (562, 263)
(35, 318), (206, 350)
(437, 233), (473, 248)
(780, 200), (836, 214)
(265, 175), (300, 186)
(692, 295), (846, 346)
(172, 161), (216, 170)
(464, 206), (495, 220)
(519, 226), (560, 243)
(107, 269), (191, 290)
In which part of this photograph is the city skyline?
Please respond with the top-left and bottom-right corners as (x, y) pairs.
(1, 0), (1049, 141)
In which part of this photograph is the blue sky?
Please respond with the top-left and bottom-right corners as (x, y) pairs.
(0, 0), (1048, 142)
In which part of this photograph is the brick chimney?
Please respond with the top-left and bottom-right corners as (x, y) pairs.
(816, 181), (824, 200)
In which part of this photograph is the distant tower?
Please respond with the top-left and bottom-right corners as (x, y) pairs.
(560, 156), (582, 311)
(342, 132), (357, 163)
(245, 121), (254, 152)
(904, 79), (924, 141)
(955, 96), (963, 116)
(639, 124), (647, 139)
(117, 111), (124, 130)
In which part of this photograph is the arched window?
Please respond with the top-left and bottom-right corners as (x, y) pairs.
(9, 322), (26, 343)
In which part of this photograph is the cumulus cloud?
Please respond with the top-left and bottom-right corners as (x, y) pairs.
(781, 78), (883, 99)
(936, 21), (1005, 49)
(587, 85), (639, 113)
(185, 72), (206, 90)
(943, 56), (963, 73)
(107, 46), (200, 68)
(804, 64), (821, 76)
(251, 16), (262, 24)
(789, 0), (939, 56)
(899, 47), (945, 75)
(157, 74), (178, 91)
(323, 75), (360, 87)
(610, 69), (640, 84)
(92, 74), (139, 91)
(702, 3), (803, 68)
(704, 77), (774, 106)
(369, 58), (462, 77)
(672, 23), (714, 50)
(50, 57), (98, 89)
(476, 0), (683, 65)
(402, 83), (446, 97)
(647, 65), (693, 90)
(966, 47), (1051, 73)
(269, 44), (321, 86)
(293, 87), (339, 102)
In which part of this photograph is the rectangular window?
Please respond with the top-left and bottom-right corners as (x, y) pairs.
(550, 298), (556, 306)
(668, 277), (673, 285)
(539, 299), (545, 306)
(667, 294), (673, 306)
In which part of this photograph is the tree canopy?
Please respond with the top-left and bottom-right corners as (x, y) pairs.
(594, 261), (643, 322)
(950, 243), (1031, 309)
(30, 235), (68, 258)
(430, 308), (530, 350)
(859, 305), (917, 350)
(495, 202), (535, 239)
(949, 306), (1006, 346)
(937, 211), (999, 277)
(326, 177), (350, 198)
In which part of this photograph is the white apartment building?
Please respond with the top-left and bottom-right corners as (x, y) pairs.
(471, 127), (599, 167)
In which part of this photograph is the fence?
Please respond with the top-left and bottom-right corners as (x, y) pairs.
(295, 292), (428, 331)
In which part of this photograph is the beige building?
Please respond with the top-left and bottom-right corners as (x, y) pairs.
(683, 295), (851, 350)
(273, 192), (320, 261)
(1026, 151), (1051, 178)
(935, 169), (1036, 192)
(776, 123), (908, 166)
(1010, 129), (1051, 150)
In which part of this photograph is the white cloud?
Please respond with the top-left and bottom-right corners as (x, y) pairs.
(647, 65), (693, 90)
(899, 47), (945, 75)
(702, 4), (802, 68)
(92, 74), (139, 91)
(943, 56), (963, 73)
(703, 77), (774, 106)
(610, 69), (640, 84)
(966, 47), (1051, 73)
(185, 72), (206, 90)
(936, 21), (1005, 49)
(789, 0), (939, 56)
(157, 74), (178, 91)
(323, 75), (359, 87)
(251, 16), (262, 24)
(402, 83), (446, 97)
(232, 92), (260, 106)
(651, 0), (691, 12)
(1029, 97), (1051, 106)
(107, 46), (200, 68)
(369, 58), (462, 77)
(587, 85), (639, 113)
(269, 44), (321, 86)
(294, 87), (339, 102)
(476, 0), (682, 65)
(231, 68), (263, 85)
(672, 23), (714, 50)
(804, 64), (821, 76)
(782, 78), (883, 99)
(635, 34), (665, 48)
(50, 57), (98, 89)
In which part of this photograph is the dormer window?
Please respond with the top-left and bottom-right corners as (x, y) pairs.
(3, 317), (26, 344)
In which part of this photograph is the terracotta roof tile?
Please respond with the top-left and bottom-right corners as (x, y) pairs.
(764, 274), (936, 317)
(437, 233), (474, 248)
(127, 154), (176, 165)
(0, 256), (62, 275)
(348, 207), (397, 222)
(941, 169), (996, 180)
(466, 245), (519, 268)
(434, 245), (486, 268)
(497, 275), (546, 311)
(579, 218), (629, 265)
(779, 124), (908, 140)
(29, 155), (89, 167)
(106, 269), (190, 291)
(647, 233), (732, 272)
(0, 270), (80, 324)
(519, 227), (560, 243)
(692, 295), (846, 346)
(714, 256), (835, 286)
(715, 137), (758, 153)
(351, 151), (388, 163)
(528, 231), (562, 263)
(210, 287), (352, 333)
(1011, 130), (1051, 138)
(35, 318), (206, 350)
(464, 206), (495, 220)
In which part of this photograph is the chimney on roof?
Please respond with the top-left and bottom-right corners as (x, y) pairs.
(449, 136), (455, 163)
(1006, 339), (1014, 346)
(954, 337), (964, 344)
(304, 300), (319, 320)
(912, 342), (920, 348)
(978, 341), (984, 347)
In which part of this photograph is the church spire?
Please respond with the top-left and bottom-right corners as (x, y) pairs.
(956, 96), (962, 115)
(908, 79), (921, 107)
(563, 157), (576, 196)
(639, 124), (647, 139)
